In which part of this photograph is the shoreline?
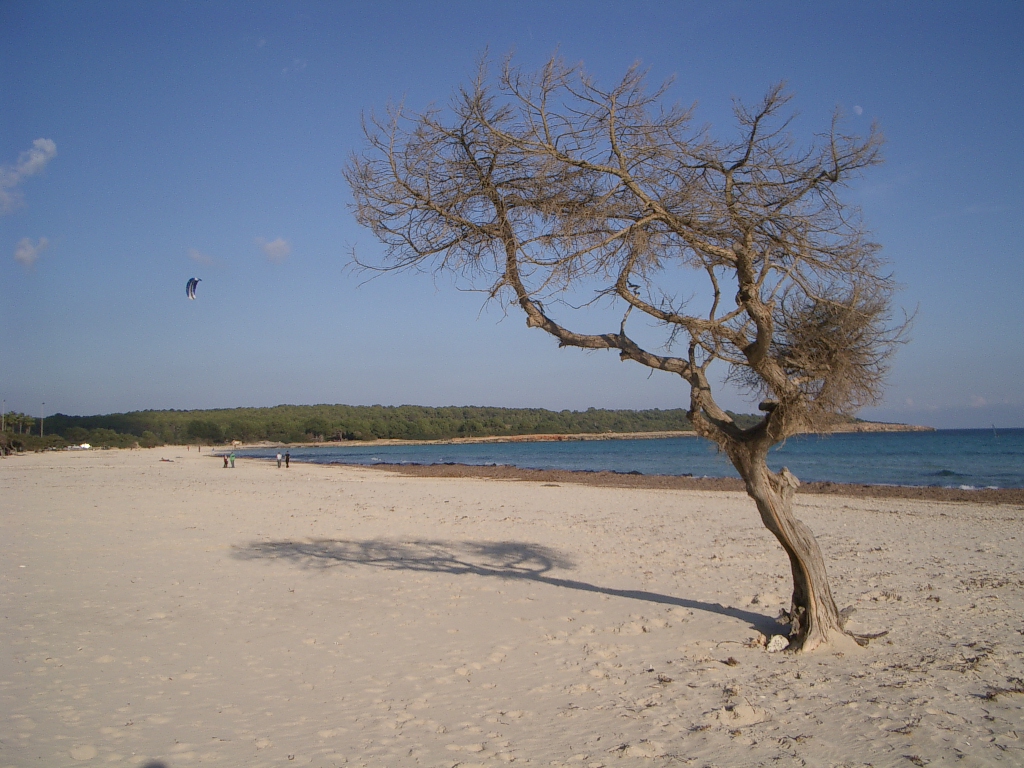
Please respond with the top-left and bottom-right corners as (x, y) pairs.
(222, 430), (696, 450)
(364, 461), (1024, 505)
(224, 420), (934, 450)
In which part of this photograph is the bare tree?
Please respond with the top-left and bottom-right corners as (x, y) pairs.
(345, 57), (905, 651)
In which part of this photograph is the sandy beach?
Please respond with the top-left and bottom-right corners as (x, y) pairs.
(3, 449), (1023, 767)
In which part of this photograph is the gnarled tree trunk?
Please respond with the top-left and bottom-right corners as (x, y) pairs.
(729, 442), (845, 652)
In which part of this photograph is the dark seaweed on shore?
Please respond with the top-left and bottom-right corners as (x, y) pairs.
(368, 463), (1024, 506)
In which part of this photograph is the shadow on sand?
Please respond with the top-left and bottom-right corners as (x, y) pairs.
(232, 538), (779, 636)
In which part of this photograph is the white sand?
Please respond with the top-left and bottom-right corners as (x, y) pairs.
(2, 448), (1023, 767)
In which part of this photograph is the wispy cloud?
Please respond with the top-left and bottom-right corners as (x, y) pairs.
(14, 236), (49, 267)
(0, 139), (57, 215)
(282, 58), (307, 75)
(255, 236), (291, 263)
(188, 247), (214, 266)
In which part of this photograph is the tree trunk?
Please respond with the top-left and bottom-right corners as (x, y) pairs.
(731, 445), (845, 652)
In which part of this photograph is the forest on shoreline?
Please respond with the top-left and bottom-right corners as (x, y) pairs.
(4, 404), (769, 451)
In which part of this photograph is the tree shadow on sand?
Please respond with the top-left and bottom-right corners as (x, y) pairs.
(232, 538), (779, 635)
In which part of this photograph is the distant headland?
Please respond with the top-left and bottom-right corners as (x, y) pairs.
(822, 420), (934, 434)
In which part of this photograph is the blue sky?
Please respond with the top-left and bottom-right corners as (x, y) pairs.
(2, 1), (1021, 428)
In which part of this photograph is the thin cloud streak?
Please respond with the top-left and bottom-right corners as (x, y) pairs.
(0, 139), (57, 214)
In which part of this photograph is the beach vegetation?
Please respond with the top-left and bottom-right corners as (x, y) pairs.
(34, 403), (703, 446)
(344, 56), (908, 651)
(3, 411), (36, 435)
(5, 433), (69, 452)
(186, 419), (224, 445)
(139, 430), (161, 448)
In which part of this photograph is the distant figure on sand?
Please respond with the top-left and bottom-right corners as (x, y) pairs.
(230, 452), (235, 468)
(223, 455), (229, 468)
(277, 452), (282, 468)
(285, 451), (290, 468)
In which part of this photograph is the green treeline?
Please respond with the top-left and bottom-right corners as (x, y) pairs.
(10, 404), (760, 449)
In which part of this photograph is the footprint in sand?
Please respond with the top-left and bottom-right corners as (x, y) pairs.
(614, 621), (648, 635)
(708, 701), (770, 727)
(446, 743), (485, 752)
(69, 745), (98, 760)
(623, 741), (666, 758)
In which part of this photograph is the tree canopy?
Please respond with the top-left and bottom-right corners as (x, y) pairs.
(26, 404), (724, 449)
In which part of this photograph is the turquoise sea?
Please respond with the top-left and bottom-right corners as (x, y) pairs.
(235, 428), (1024, 490)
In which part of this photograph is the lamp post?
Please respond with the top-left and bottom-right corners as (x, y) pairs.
(40, 402), (44, 438)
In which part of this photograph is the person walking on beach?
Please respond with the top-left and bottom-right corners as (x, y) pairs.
(285, 451), (290, 468)
(230, 452), (235, 468)
(276, 452), (282, 468)
(223, 455), (229, 468)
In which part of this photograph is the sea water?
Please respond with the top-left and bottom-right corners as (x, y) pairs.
(236, 428), (1024, 489)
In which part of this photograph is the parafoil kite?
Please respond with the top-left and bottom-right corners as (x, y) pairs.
(186, 277), (201, 300)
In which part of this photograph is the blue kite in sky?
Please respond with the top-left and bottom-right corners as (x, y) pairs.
(186, 277), (201, 300)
